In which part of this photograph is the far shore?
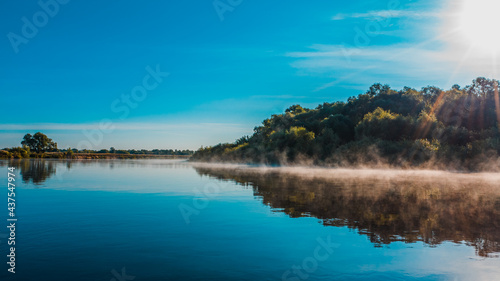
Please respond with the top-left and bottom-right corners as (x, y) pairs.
(0, 152), (191, 160)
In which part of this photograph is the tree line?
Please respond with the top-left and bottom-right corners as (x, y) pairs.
(0, 132), (193, 159)
(192, 77), (500, 171)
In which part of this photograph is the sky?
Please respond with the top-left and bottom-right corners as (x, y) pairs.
(1, 0), (499, 150)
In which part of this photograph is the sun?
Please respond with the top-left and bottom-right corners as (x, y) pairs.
(456, 0), (500, 54)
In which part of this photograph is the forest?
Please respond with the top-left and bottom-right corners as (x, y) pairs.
(192, 77), (500, 171)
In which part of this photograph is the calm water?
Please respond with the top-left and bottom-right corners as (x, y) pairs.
(1, 159), (500, 281)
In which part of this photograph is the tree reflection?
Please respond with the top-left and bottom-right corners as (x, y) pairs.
(194, 166), (500, 257)
(8, 159), (58, 185)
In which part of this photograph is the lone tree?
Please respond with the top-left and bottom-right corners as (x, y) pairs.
(21, 132), (58, 153)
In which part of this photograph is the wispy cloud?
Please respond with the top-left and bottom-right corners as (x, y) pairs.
(332, 10), (439, 21)
(286, 39), (499, 92)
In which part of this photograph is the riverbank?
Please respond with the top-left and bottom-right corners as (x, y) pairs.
(0, 151), (191, 160)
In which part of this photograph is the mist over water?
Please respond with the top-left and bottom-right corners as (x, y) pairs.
(192, 162), (500, 183)
(193, 163), (500, 257)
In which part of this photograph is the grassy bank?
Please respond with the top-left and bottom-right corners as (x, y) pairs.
(0, 151), (191, 160)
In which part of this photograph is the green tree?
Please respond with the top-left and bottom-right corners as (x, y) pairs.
(355, 108), (413, 141)
(366, 83), (392, 97)
(21, 134), (35, 150)
(66, 147), (74, 158)
(285, 105), (308, 115)
(10, 147), (30, 158)
(21, 132), (57, 153)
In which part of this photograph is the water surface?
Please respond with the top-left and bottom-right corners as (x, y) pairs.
(0, 159), (499, 280)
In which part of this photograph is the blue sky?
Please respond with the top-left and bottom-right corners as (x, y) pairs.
(1, 0), (498, 149)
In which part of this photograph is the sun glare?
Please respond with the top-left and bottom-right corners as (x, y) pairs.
(457, 0), (500, 54)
